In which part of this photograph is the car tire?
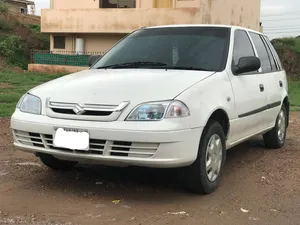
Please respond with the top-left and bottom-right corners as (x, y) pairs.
(39, 153), (78, 170)
(263, 105), (287, 149)
(183, 120), (226, 194)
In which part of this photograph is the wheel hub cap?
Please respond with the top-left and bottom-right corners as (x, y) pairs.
(205, 134), (223, 182)
(277, 110), (286, 142)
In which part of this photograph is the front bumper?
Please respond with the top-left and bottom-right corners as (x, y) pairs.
(11, 110), (203, 168)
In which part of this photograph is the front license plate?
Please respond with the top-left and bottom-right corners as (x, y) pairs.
(53, 128), (89, 150)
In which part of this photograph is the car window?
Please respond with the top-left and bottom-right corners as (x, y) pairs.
(232, 30), (255, 66)
(92, 27), (231, 72)
(260, 35), (278, 71)
(263, 36), (283, 70)
(249, 32), (272, 73)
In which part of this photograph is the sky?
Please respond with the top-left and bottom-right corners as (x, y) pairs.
(31, 0), (300, 39)
(261, 0), (300, 39)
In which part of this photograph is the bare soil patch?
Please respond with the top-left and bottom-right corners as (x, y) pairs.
(1, 114), (300, 225)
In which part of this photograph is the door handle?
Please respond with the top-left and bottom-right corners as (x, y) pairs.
(259, 84), (264, 92)
(279, 80), (283, 87)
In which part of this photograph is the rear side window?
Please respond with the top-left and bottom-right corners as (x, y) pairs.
(232, 30), (255, 65)
(249, 32), (272, 73)
(263, 36), (283, 70)
(261, 36), (278, 71)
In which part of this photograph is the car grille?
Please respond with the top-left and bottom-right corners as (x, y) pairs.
(45, 100), (130, 122)
(51, 108), (113, 116)
(13, 130), (159, 158)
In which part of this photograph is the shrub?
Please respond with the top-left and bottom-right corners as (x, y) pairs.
(272, 37), (300, 76)
(37, 34), (50, 49)
(278, 38), (296, 47)
(0, 35), (27, 69)
(0, 1), (9, 13)
(26, 24), (41, 33)
(0, 18), (12, 31)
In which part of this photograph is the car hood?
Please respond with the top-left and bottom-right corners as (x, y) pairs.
(30, 69), (215, 105)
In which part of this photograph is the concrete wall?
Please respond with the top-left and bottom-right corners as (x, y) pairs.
(50, 33), (126, 52)
(51, 0), (135, 9)
(28, 64), (89, 74)
(42, 8), (198, 34)
(50, 0), (100, 9)
(174, 0), (200, 8)
(77, 33), (126, 52)
(42, 0), (261, 34)
(207, 0), (261, 30)
(51, 0), (200, 9)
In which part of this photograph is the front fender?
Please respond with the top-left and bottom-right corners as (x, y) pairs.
(175, 72), (235, 128)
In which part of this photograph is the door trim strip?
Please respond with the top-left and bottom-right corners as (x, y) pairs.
(238, 101), (281, 118)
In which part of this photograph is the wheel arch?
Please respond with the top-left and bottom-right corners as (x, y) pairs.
(205, 108), (230, 140)
(282, 96), (290, 128)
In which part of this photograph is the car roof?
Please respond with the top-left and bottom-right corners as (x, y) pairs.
(143, 24), (263, 36)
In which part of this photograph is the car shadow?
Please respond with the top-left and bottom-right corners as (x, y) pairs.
(32, 135), (273, 201)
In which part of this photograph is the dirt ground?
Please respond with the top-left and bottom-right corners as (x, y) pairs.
(1, 114), (300, 225)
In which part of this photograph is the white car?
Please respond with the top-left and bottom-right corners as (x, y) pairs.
(11, 25), (289, 194)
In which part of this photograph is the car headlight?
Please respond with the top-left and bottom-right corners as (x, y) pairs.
(126, 100), (190, 121)
(17, 93), (42, 115)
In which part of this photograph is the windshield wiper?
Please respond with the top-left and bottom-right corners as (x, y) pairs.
(96, 61), (167, 69)
(161, 66), (212, 71)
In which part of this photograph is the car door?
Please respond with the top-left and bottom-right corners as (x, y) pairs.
(227, 29), (268, 143)
(261, 35), (286, 127)
(248, 32), (284, 128)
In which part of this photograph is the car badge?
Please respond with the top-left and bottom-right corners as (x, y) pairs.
(73, 104), (85, 115)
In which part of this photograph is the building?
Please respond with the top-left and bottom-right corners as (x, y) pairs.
(42, 0), (261, 53)
(3, 0), (35, 14)
(29, 0), (261, 73)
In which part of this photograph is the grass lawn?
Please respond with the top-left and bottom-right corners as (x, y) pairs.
(0, 70), (65, 117)
(1, 70), (300, 117)
(288, 79), (300, 111)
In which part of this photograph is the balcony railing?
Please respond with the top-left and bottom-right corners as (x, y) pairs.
(31, 50), (105, 67)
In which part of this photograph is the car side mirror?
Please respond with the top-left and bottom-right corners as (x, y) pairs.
(232, 56), (261, 75)
(88, 55), (102, 67)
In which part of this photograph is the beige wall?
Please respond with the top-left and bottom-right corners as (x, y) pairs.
(28, 64), (88, 74)
(42, 8), (198, 33)
(42, 0), (260, 34)
(174, 0), (200, 8)
(52, 0), (135, 9)
(50, 33), (126, 53)
(77, 33), (126, 52)
(51, 0), (198, 9)
(50, 0), (258, 13)
(51, 0), (100, 9)
(51, 0), (200, 9)
(136, 0), (152, 8)
(207, 0), (261, 30)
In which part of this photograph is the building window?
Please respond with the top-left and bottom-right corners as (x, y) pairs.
(100, 0), (136, 8)
(20, 8), (25, 14)
(53, 36), (66, 49)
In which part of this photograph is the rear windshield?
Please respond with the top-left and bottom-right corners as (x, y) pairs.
(92, 27), (231, 72)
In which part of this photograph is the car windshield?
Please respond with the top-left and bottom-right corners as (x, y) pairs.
(92, 27), (231, 72)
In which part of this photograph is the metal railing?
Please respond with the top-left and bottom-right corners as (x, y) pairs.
(31, 50), (106, 67)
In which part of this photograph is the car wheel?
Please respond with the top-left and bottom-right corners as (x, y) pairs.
(183, 120), (226, 194)
(39, 153), (78, 170)
(263, 105), (287, 149)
